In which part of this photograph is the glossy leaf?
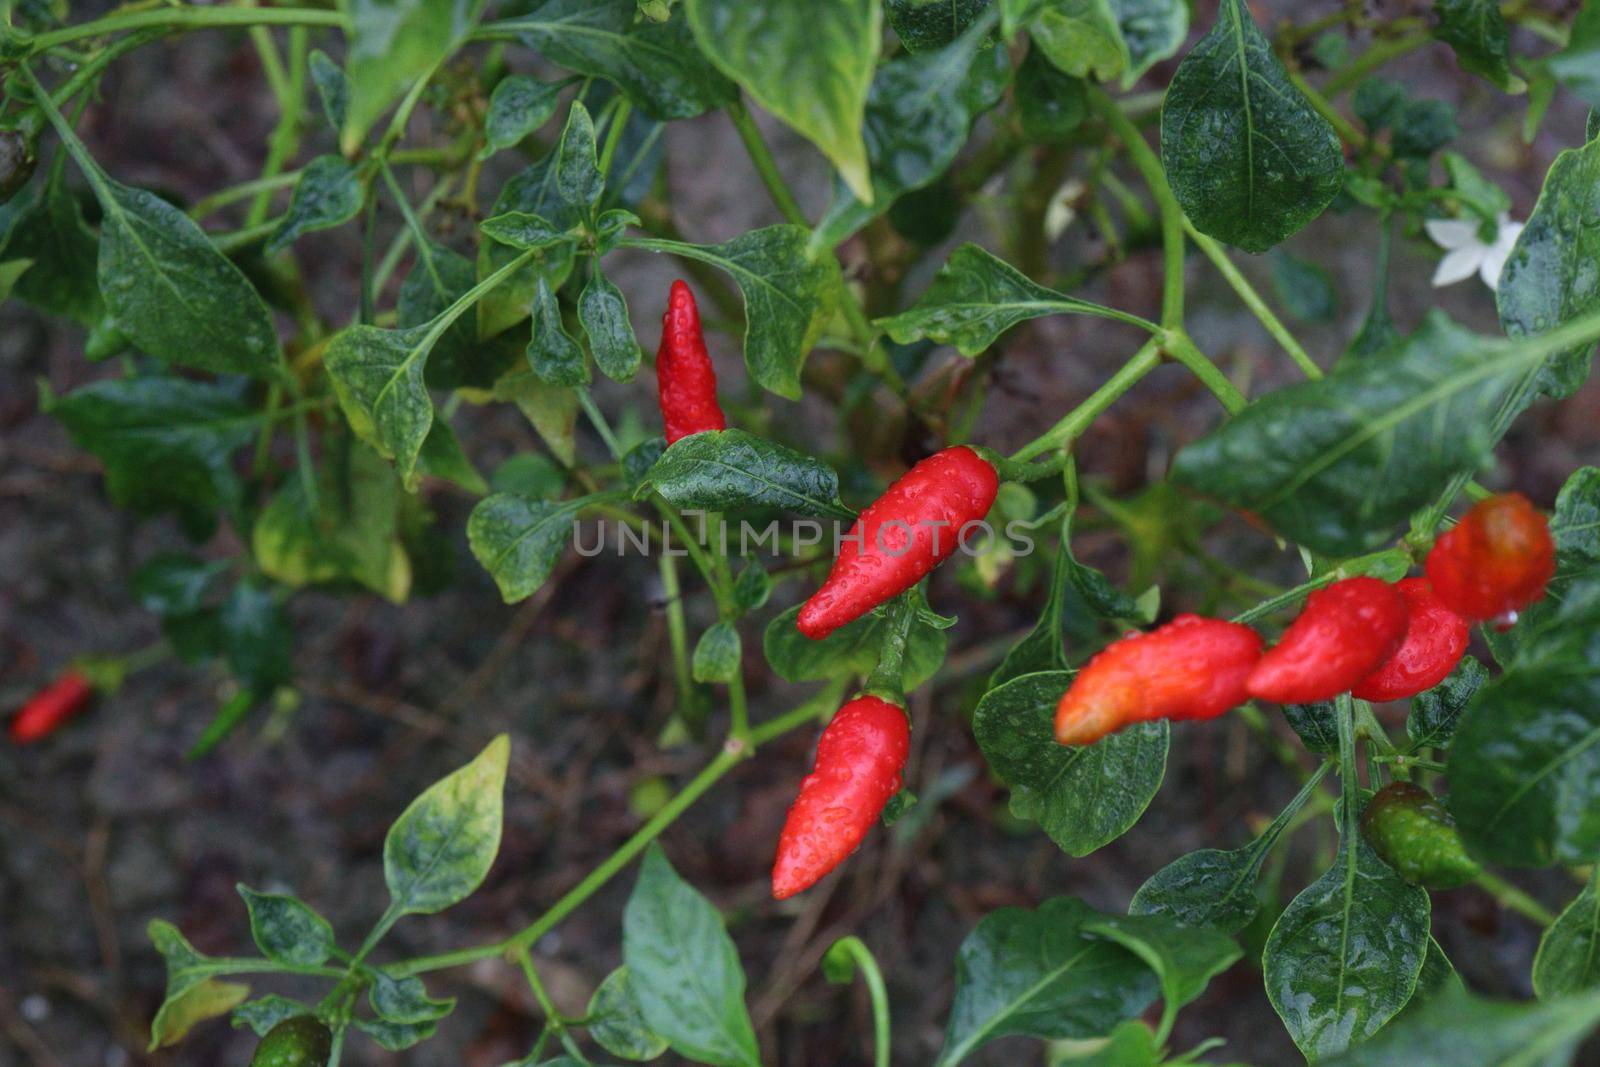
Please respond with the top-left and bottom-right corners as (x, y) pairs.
(47, 376), (255, 536)
(764, 604), (948, 690)
(527, 276), (588, 386)
(989, 522), (1072, 687)
(1433, 0), (1517, 90)
(1405, 655), (1487, 749)
(237, 885), (335, 968)
(1283, 701), (1338, 754)
(1535, 867), (1600, 1000)
(972, 671), (1167, 856)
(481, 74), (563, 159)
(636, 429), (847, 517)
(813, 28), (1010, 248)
(98, 181), (279, 376)
(1131, 770), (1328, 933)
(551, 101), (603, 222)
(468, 493), (589, 603)
(505, 0), (735, 121)
(685, 0), (878, 201)
(578, 266), (642, 382)
(878, 243), (1154, 356)
(887, 0), (992, 51)
(342, 0), (480, 152)
(3, 181), (100, 323)
(476, 152), (580, 338)
(936, 897), (1160, 1066)
(266, 155), (368, 254)
(383, 734), (510, 916)
(1081, 914), (1241, 1034)
(622, 845), (760, 1067)
(1160, 0), (1343, 252)
(325, 325), (437, 488)
(1169, 312), (1540, 556)
(587, 966), (670, 1062)
(1110, 0), (1187, 88)
(1014, 47), (1087, 142)
(1263, 833), (1430, 1058)
(1024, 0), (1129, 82)
(1497, 136), (1600, 404)
(1319, 985), (1600, 1066)
(397, 240), (495, 390)
(692, 622), (742, 684)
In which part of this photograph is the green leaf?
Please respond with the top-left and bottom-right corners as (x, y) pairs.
(355, 1016), (438, 1051)
(1497, 137), (1600, 404)
(763, 604), (948, 690)
(384, 734), (510, 916)
(1269, 248), (1338, 324)
(1549, 1), (1600, 110)
(397, 240), (489, 390)
(638, 227), (841, 398)
(369, 970), (455, 1025)
(1283, 701), (1338, 754)
(325, 325), (437, 488)
(731, 560), (772, 614)
(1319, 985), (1600, 1066)
(1353, 78), (1408, 132)
(149, 978), (250, 1051)
(1131, 770), (1327, 934)
(1081, 914), (1241, 1036)
(309, 49), (349, 131)
(551, 101), (603, 222)
(1025, 0), (1130, 82)
(1442, 151), (1512, 221)
(685, 0), (878, 201)
(578, 266), (642, 382)
(1535, 867), (1600, 1000)
(132, 554), (226, 617)
(635, 429), (847, 517)
(505, 0), (735, 121)
(1392, 98), (1459, 160)
(237, 885), (335, 968)
(342, 0), (480, 153)
(1014, 47), (1087, 142)
(1110, 0), (1187, 88)
(527, 276), (589, 386)
(266, 155), (368, 254)
(972, 671), (1167, 856)
(692, 622), (742, 684)
(476, 153), (580, 339)
(1449, 578), (1600, 866)
(480, 211), (575, 251)
(467, 493), (588, 602)
(813, 29), (1010, 249)
(877, 243), (1153, 357)
(1263, 831), (1430, 1057)
(97, 181), (279, 375)
(221, 578), (292, 695)
(1432, 0), (1518, 91)
(493, 367), (579, 466)
(3, 181), (100, 323)
(47, 375), (255, 536)
(1169, 311), (1538, 556)
(419, 417), (488, 495)
(990, 525), (1071, 687)
(622, 845), (760, 1067)
(587, 966), (670, 1062)
(1160, 0), (1344, 252)
(231, 995), (309, 1037)
(886, 0), (992, 51)
(1405, 655), (1487, 749)
(936, 897), (1160, 1066)
(481, 74), (563, 159)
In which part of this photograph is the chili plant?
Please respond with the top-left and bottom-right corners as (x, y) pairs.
(5, 0), (1600, 1064)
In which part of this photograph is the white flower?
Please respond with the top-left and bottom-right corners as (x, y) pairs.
(1426, 212), (1524, 292)
(1044, 179), (1085, 242)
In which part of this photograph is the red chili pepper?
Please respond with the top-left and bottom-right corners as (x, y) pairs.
(1054, 614), (1264, 746)
(772, 695), (909, 899)
(797, 446), (999, 640)
(1247, 577), (1409, 704)
(656, 280), (726, 445)
(9, 669), (94, 744)
(1351, 578), (1469, 702)
(1425, 492), (1555, 624)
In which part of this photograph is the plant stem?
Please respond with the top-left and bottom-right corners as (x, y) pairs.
(597, 98), (633, 177)
(657, 552), (703, 735)
(1163, 331), (1246, 414)
(1372, 754), (1447, 774)
(190, 169), (303, 219)
(728, 99), (808, 227)
(248, 26), (307, 227)
(577, 388), (625, 460)
(1183, 218), (1323, 380)
(1010, 338), (1163, 460)
(1474, 869), (1557, 927)
(826, 937), (892, 1067)
(1095, 89), (1183, 328)
(27, 6), (346, 53)
(1324, 32), (1433, 96)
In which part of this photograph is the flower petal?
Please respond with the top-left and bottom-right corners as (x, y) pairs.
(1433, 247), (1484, 287)
(1425, 218), (1480, 250)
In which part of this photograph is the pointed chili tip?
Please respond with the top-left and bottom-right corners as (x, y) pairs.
(667, 278), (699, 322)
(795, 601), (833, 641)
(771, 869), (806, 900)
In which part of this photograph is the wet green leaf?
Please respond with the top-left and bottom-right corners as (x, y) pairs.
(384, 734), (509, 916)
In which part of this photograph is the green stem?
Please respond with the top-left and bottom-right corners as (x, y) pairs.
(1324, 32), (1433, 96)
(248, 26), (306, 227)
(577, 387), (625, 460)
(1095, 89), (1183, 328)
(513, 948), (589, 1061)
(1372, 754), (1448, 774)
(1011, 338), (1162, 461)
(1287, 67), (1369, 153)
(1183, 218), (1322, 380)
(190, 169), (302, 219)
(863, 594), (916, 703)
(1334, 692), (1360, 848)
(826, 937), (891, 1067)
(26, 6), (346, 53)
(657, 552), (703, 735)
(1474, 869), (1557, 927)
(1163, 331), (1246, 414)
(597, 98), (633, 178)
(728, 99), (808, 227)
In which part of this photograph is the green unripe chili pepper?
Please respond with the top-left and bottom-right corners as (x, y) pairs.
(0, 128), (36, 203)
(250, 1015), (333, 1067)
(1360, 781), (1481, 889)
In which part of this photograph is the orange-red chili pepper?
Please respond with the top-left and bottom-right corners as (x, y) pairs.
(656, 280), (726, 445)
